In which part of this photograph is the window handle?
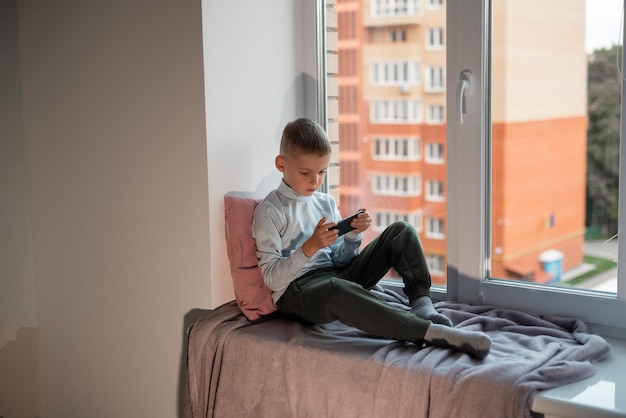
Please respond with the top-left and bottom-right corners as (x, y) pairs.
(456, 70), (473, 124)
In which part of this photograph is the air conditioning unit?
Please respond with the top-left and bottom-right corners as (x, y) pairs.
(399, 84), (411, 94)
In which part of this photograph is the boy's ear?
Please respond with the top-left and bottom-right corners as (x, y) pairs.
(275, 155), (285, 172)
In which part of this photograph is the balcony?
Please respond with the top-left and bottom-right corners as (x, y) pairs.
(364, 0), (424, 27)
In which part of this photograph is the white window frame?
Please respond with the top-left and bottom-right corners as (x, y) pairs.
(445, 0), (626, 338)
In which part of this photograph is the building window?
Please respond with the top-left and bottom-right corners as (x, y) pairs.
(373, 174), (421, 196)
(371, 0), (424, 18)
(426, 105), (445, 124)
(426, 217), (445, 239)
(425, 142), (444, 163)
(370, 100), (423, 123)
(425, 66), (445, 92)
(372, 137), (421, 160)
(390, 29), (407, 43)
(427, 254), (445, 275)
(426, 28), (444, 49)
(374, 210), (423, 233)
(426, 0), (444, 9)
(426, 180), (445, 201)
(371, 61), (421, 86)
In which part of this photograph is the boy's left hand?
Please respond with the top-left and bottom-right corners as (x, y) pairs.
(350, 209), (371, 234)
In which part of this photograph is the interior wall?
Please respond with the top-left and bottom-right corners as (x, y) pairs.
(0, 1), (39, 416)
(202, 0), (312, 306)
(8, 0), (309, 416)
(15, 0), (209, 416)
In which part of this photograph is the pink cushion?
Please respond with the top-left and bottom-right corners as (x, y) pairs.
(224, 192), (277, 321)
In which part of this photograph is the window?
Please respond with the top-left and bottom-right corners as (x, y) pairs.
(370, 61), (421, 86)
(370, 100), (423, 123)
(335, 0), (447, 288)
(426, 104), (445, 124)
(425, 142), (444, 163)
(426, 217), (445, 239)
(373, 174), (421, 196)
(446, 0), (626, 337)
(390, 29), (407, 42)
(427, 0), (444, 9)
(333, 0), (626, 337)
(371, 0), (424, 17)
(426, 28), (444, 49)
(427, 254), (445, 275)
(425, 66), (444, 92)
(372, 137), (421, 160)
(374, 210), (423, 232)
(426, 180), (444, 201)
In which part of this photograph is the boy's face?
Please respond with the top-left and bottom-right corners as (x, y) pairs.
(275, 152), (331, 196)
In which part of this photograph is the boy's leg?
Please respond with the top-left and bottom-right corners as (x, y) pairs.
(278, 272), (491, 359)
(277, 272), (430, 344)
(339, 221), (452, 326)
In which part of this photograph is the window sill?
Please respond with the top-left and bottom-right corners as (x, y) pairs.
(531, 336), (626, 418)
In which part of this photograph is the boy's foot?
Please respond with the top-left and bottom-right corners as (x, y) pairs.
(410, 296), (453, 327)
(424, 324), (492, 359)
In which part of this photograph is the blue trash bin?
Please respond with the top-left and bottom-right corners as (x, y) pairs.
(539, 249), (563, 282)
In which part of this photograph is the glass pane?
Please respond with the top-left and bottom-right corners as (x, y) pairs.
(489, 0), (621, 294)
(336, 0), (448, 287)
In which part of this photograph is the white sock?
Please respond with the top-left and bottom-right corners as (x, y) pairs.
(410, 296), (453, 327)
(425, 324), (491, 359)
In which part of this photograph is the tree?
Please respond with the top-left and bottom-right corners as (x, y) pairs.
(586, 45), (622, 237)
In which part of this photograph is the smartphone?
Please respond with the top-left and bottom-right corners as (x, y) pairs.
(330, 209), (365, 236)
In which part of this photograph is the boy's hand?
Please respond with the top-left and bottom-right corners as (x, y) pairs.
(302, 217), (339, 257)
(350, 209), (371, 234)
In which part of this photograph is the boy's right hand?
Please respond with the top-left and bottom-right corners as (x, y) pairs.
(301, 217), (339, 257)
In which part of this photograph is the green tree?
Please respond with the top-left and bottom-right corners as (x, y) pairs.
(586, 45), (622, 237)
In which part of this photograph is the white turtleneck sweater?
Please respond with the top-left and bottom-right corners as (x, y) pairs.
(252, 180), (362, 304)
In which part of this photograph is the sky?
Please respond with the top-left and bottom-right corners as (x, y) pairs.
(586, 0), (624, 52)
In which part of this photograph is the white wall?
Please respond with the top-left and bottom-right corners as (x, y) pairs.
(3, 0), (311, 416)
(202, 0), (315, 306)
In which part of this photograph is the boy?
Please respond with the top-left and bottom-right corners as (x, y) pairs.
(252, 118), (491, 359)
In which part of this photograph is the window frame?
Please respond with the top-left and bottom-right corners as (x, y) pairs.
(326, 0), (626, 338)
(444, 0), (626, 338)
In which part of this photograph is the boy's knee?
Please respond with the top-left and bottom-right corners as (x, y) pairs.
(388, 221), (416, 236)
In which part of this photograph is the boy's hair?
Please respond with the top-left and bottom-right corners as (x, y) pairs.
(280, 118), (332, 157)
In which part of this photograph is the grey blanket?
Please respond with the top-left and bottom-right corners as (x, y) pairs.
(185, 287), (610, 418)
